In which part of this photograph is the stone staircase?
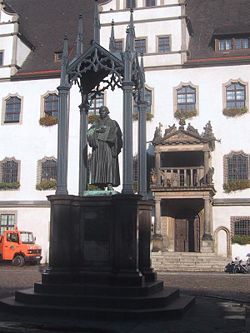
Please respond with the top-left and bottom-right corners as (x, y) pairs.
(151, 252), (230, 272)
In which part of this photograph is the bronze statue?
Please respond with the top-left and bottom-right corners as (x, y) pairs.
(87, 106), (123, 189)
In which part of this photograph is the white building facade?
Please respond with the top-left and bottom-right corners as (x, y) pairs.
(1, 0), (250, 264)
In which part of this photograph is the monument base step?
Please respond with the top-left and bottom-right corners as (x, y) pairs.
(0, 290), (195, 320)
(151, 252), (230, 272)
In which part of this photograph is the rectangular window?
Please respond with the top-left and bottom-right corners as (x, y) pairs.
(54, 52), (63, 63)
(145, 0), (156, 6)
(226, 82), (245, 110)
(89, 93), (104, 115)
(2, 160), (18, 183)
(135, 38), (146, 54)
(0, 51), (3, 66)
(41, 160), (57, 181)
(236, 38), (249, 49)
(133, 88), (152, 114)
(0, 213), (16, 235)
(218, 39), (232, 51)
(234, 219), (250, 236)
(126, 0), (136, 8)
(158, 36), (170, 53)
(5, 96), (21, 123)
(44, 94), (59, 118)
(217, 37), (250, 51)
(177, 86), (196, 111)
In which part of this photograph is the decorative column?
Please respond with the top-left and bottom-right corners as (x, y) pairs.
(56, 36), (70, 195)
(138, 56), (147, 198)
(204, 150), (209, 184)
(155, 151), (161, 186)
(152, 197), (163, 251)
(201, 196), (213, 252)
(122, 11), (135, 194)
(79, 93), (89, 196)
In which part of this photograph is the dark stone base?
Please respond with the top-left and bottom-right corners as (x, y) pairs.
(0, 194), (194, 319)
(0, 285), (195, 320)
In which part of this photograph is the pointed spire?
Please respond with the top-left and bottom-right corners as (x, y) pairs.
(60, 35), (69, 85)
(94, 0), (100, 43)
(76, 15), (84, 57)
(109, 20), (116, 53)
(125, 9), (135, 52)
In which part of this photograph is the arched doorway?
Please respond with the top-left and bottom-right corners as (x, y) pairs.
(214, 226), (231, 257)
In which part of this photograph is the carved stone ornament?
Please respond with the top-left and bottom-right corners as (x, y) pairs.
(152, 121), (219, 151)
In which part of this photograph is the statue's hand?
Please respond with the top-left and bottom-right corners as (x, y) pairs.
(96, 126), (106, 133)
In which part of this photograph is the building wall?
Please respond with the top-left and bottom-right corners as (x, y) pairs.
(0, 1), (250, 262)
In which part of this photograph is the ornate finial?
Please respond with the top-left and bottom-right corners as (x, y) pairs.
(125, 9), (135, 52)
(76, 15), (83, 57)
(153, 122), (163, 143)
(94, 0), (100, 43)
(202, 121), (214, 139)
(109, 20), (116, 53)
(60, 35), (69, 86)
(187, 122), (199, 135)
(179, 117), (186, 129)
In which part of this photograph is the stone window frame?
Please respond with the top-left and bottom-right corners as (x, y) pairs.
(125, 0), (136, 9)
(0, 157), (21, 187)
(37, 157), (57, 186)
(231, 216), (250, 237)
(88, 92), (106, 115)
(156, 35), (171, 53)
(1, 93), (23, 125)
(40, 91), (59, 119)
(222, 79), (248, 112)
(223, 151), (250, 185)
(133, 84), (154, 119)
(135, 37), (147, 54)
(173, 82), (199, 117)
(144, 0), (156, 7)
(0, 210), (17, 235)
(0, 50), (4, 66)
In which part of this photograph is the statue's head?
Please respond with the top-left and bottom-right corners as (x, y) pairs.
(99, 106), (109, 119)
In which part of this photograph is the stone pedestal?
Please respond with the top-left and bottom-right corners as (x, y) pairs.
(0, 194), (194, 319)
(44, 194), (155, 285)
(201, 235), (214, 253)
(152, 234), (164, 252)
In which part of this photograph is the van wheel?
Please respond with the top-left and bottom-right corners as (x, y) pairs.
(12, 255), (25, 267)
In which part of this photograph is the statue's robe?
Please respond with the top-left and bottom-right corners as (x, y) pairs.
(87, 116), (122, 187)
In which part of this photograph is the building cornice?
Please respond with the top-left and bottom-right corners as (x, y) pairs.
(0, 200), (50, 208)
(11, 69), (61, 81)
(101, 4), (181, 15)
(101, 15), (184, 27)
(213, 198), (250, 206)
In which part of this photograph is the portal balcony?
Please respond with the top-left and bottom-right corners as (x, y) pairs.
(150, 167), (214, 190)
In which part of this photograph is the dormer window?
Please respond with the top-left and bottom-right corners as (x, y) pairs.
(54, 52), (62, 63)
(218, 37), (250, 51)
(218, 39), (232, 51)
(236, 38), (249, 49)
(215, 34), (250, 52)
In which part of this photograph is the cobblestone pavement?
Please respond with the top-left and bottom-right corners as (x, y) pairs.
(0, 265), (249, 333)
